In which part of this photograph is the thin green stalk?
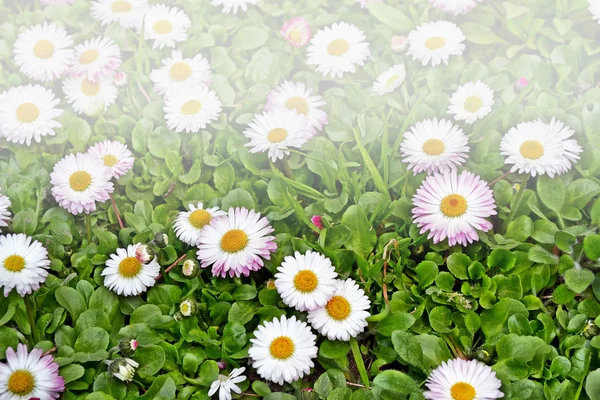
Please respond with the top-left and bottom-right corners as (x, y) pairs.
(353, 127), (390, 199)
(350, 338), (370, 388)
(25, 296), (39, 344)
(381, 109), (393, 185)
(504, 175), (529, 232)
(85, 214), (92, 243)
(390, 93), (425, 163)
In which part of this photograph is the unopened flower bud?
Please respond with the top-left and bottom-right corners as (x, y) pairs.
(516, 77), (529, 89)
(113, 71), (127, 87)
(119, 339), (138, 357)
(311, 215), (324, 230)
(179, 299), (197, 317)
(107, 358), (138, 382)
(583, 320), (599, 339)
(217, 360), (227, 370)
(266, 279), (277, 290)
(391, 35), (408, 52)
(299, 387), (318, 400)
(181, 259), (199, 278)
(154, 233), (168, 248)
(135, 245), (154, 263)
(173, 311), (184, 321)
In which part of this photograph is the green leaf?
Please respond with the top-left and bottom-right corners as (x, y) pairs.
(481, 298), (529, 341)
(446, 253), (470, 279)
(416, 261), (438, 288)
(429, 306), (453, 333)
(56, 287), (87, 323)
(139, 376), (176, 399)
(555, 231), (577, 253)
(74, 327), (109, 353)
(391, 331), (425, 372)
(566, 179), (600, 208)
(584, 234), (600, 261)
(564, 266), (595, 293)
(504, 215), (534, 242)
(221, 188), (255, 210)
(60, 364), (85, 384)
(372, 370), (420, 395)
(537, 175), (566, 212)
(133, 345), (166, 376)
(232, 27), (268, 50)
(488, 249), (517, 272)
(586, 369), (600, 400)
(341, 205), (376, 259)
(367, 2), (413, 31)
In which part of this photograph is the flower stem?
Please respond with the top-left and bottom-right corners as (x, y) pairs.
(350, 337), (370, 388)
(155, 254), (187, 281)
(504, 175), (529, 232)
(110, 194), (125, 229)
(85, 213), (92, 243)
(488, 171), (511, 187)
(25, 296), (39, 344)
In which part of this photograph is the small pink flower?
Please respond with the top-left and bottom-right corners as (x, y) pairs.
(131, 340), (138, 351)
(217, 360), (227, 369)
(280, 17), (311, 47)
(391, 35), (408, 52)
(516, 77), (529, 88)
(113, 71), (127, 87)
(311, 215), (324, 229)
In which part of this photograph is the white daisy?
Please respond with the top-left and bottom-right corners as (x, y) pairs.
(372, 64), (406, 95)
(208, 368), (247, 400)
(447, 80), (494, 124)
(139, 4), (191, 50)
(0, 344), (64, 399)
(174, 203), (227, 246)
(69, 36), (122, 82)
(13, 22), (74, 82)
(150, 50), (211, 96)
(0, 190), (10, 232)
(50, 152), (114, 215)
(274, 250), (338, 312)
(0, 234), (51, 297)
(211, 0), (257, 14)
(307, 22), (370, 78)
(163, 86), (222, 133)
(62, 75), (118, 116)
(91, 0), (148, 29)
(265, 81), (328, 136)
(307, 278), (371, 341)
(407, 21), (465, 67)
(400, 118), (470, 175)
(500, 118), (583, 178)
(0, 85), (63, 145)
(102, 243), (160, 296)
(429, 0), (482, 15)
(424, 358), (504, 400)
(244, 108), (312, 162)
(248, 316), (318, 385)
(590, 0), (600, 22)
(197, 207), (277, 278)
(87, 140), (135, 179)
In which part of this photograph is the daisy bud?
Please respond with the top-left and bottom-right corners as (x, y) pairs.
(173, 311), (184, 321)
(135, 245), (154, 263)
(179, 299), (197, 317)
(474, 349), (493, 364)
(118, 339), (138, 357)
(516, 77), (529, 89)
(107, 358), (138, 382)
(391, 35), (408, 52)
(266, 279), (277, 290)
(299, 388), (318, 400)
(311, 215), (324, 230)
(280, 17), (311, 47)
(154, 232), (169, 248)
(113, 71), (127, 87)
(583, 320), (599, 339)
(217, 360), (227, 370)
(181, 259), (199, 278)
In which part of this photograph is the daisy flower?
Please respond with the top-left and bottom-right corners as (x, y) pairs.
(400, 118), (469, 175)
(0, 85), (63, 145)
(62, 75), (118, 116)
(307, 22), (370, 78)
(407, 21), (465, 67)
(106, 358), (139, 382)
(243, 108), (313, 162)
(590, 0), (600, 22)
(174, 202), (227, 246)
(87, 140), (135, 179)
(13, 22), (74, 82)
(500, 118), (583, 178)
(50, 152), (114, 215)
(150, 50), (211, 96)
(69, 36), (122, 82)
(208, 368), (247, 400)
(211, 0), (257, 14)
(91, 0), (148, 29)
(429, 0), (482, 15)
(163, 86), (222, 133)
(0, 189), (11, 232)
(113, 71), (128, 87)
(447, 80), (494, 124)
(391, 35), (408, 52)
(139, 4), (191, 50)
(265, 81), (328, 135)
(248, 316), (318, 385)
(274, 250), (338, 312)
(197, 207), (277, 278)
(102, 243), (160, 296)
(372, 64), (406, 95)
(280, 17), (311, 47)
(412, 170), (497, 246)
(307, 278), (371, 341)
(0, 234), (51, 297)
(0, 344), (64, 399)
(424, 358), (504, 400)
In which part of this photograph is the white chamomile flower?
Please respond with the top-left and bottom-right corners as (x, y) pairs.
(208, 368), (247, 400)
(243, 108), (312, 162)
(248, 315), (318, 385)
(265, 81), (328, 136)
(91, 0), (148, 29)
(13, 22), (74, 82)
(69, 36), (122, 82)
(150, 50), (211, 96)
(87, 140), (135, 179)
(274, 250), (338, 312)
(107, 358), (139, 382)
(102, 243), (160, 296)
(0, 85), (63, 145)
(0, 234), (51, 297)
(174, 202), (227, 246)
(429, 0), (482, 15)
(424, 358), (504, 400)
(307, 22), (370, 78)
(211, 0), (257, 14)
(400, 118), (469, 175)
(407, 21), (465, 67)
(500, 118), (583, 178)
(163, 86), (222, 133)
(307, 278), (371, 341)
(372, 64), (406, 95)
(447, 80), (494, 124)
(63, 75), (118, 116)
(590, 0), (600, 22)
(0, 189), (11, 232)
(140, 4), (191, 50)
(179, 299), (197, 316)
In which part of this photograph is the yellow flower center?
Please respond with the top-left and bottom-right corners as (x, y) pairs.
(422, 138), (445, 156)
(293, 270), (318, 292)
(269, 336), (295, 360)
(450, 382), (476, 400)
(519, 140), (544, 160)
(169, 62), (192, 81)
(425, 36), (446, 50)
(111, 0), (132, 12)
(463, 96), (482, 113)
(181, 303), (190, 313)
(285, 96), (309, 115)
(81, 79), (101, 97)
(326, 296), (351, 320)
(327, 38), (349, 56)
(440, 194), (468, 217)
(189, 209), (212, 229)
(34, 39), (54, 59)
(4, 255), (25, 272)
(385, 75), (400, 87)
(220, 229), (248, 253)
(79, 49), (99, 64)
(153, 20), (173, 34)
(289, 29), (303, 43)
(267, 128), (288, 143)
(181, 100), (202, 115)
(69, 171), (92, 192)
(8, 370), (34, 396)
(118, 257), (142, 278)
(103, 154), (118, 167)
(16, 103), (40, 123)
